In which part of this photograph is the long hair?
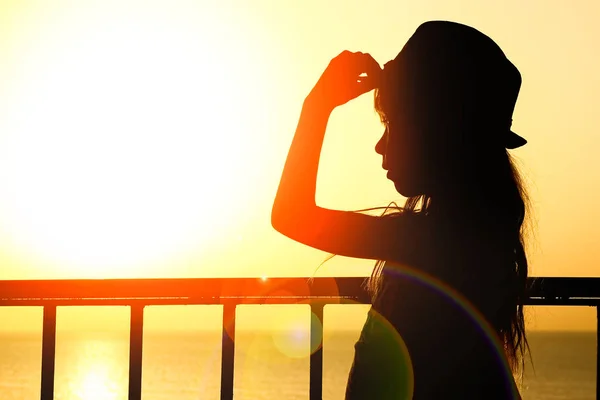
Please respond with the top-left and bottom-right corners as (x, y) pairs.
(370, 87), (533, 379)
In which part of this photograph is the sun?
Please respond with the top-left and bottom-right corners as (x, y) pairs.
(0, 2), (269, 276)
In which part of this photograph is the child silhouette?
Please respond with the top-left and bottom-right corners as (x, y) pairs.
(273, 21), (530, 399)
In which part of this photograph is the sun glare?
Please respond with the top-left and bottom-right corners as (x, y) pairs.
(0, 3), (270, 276)
(76, 367), (120, 400)
(55, 336), (128, 399)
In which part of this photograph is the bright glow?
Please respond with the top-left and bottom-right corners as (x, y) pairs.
(56, 337), (128, 399)
(268, 307), (312, 359)
(0, 3), (269, 275)
(75, 367), (119, 400)
(271, 324), (311, 359)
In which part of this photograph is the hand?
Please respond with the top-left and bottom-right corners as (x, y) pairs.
(306, 51), (382, 113)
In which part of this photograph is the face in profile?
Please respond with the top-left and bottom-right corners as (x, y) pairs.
(375, 119), (429, 198)
(375, 59), (462, 199)
(374, 83), (436, 198)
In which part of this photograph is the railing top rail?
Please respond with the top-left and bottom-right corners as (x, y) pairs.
(0, 277), (365, 301)
(1, 277), (599, 304)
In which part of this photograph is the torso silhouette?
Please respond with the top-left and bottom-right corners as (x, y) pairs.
(345, 213), (520, 399)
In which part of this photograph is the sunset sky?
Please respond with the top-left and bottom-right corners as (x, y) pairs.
(1, 0), (599, 332)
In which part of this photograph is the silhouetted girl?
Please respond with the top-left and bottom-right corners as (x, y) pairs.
(272, 21), (531, 399)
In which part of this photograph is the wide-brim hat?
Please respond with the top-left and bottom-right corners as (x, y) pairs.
(384, 21), (527, 149)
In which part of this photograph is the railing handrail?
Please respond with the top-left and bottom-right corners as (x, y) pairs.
(1, 277), (600, 305)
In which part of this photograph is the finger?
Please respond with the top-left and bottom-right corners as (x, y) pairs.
(360, 53), (382, 76)
(333, 51), (380, 72)
(333, 50), (353, 62)
(352, 77), (377, 97)
(326, 50), (352, 70)
(348, 52), (381, 80)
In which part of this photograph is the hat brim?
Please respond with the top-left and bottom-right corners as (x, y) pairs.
(506, 131), (527, 149)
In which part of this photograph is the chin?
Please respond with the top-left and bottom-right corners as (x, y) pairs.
(392, 179), (425, 198)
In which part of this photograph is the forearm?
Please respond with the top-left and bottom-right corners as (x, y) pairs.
(272, 96), (332, 223)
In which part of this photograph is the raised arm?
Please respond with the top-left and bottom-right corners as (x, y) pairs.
(271, 51), (425, 263)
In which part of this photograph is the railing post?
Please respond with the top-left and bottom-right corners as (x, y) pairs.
(221, 303), (236, 400)
(128, 305), (145, 400)
(310, 302), (324, 400)
(40, 305), (57, 400)
(596, 305), (600, 400)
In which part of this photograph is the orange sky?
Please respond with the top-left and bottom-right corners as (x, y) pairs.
(1, 1), (599, 332)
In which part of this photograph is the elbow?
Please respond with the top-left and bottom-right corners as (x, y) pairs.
(271, 192), (295, 234)
(271, 204), (325, 251)
(271, 202), (291, 235)
(270, 207), (282, 233)
(271, 200), (315, 238)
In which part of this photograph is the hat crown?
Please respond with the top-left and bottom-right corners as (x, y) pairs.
(384, 21), (527, 148)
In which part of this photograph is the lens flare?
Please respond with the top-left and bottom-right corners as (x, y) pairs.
(271, 324), (311, 359)
(379, 261), (521, 398)
(347, 306), (415, 399)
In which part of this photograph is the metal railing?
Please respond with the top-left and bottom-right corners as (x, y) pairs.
(1, 277), (599, 399)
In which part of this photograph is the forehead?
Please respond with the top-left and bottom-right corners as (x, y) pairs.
(377, 59), (418, 112)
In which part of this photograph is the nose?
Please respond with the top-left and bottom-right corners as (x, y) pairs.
(375, 130), (386, 155)
(375, 130), (387, 167)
